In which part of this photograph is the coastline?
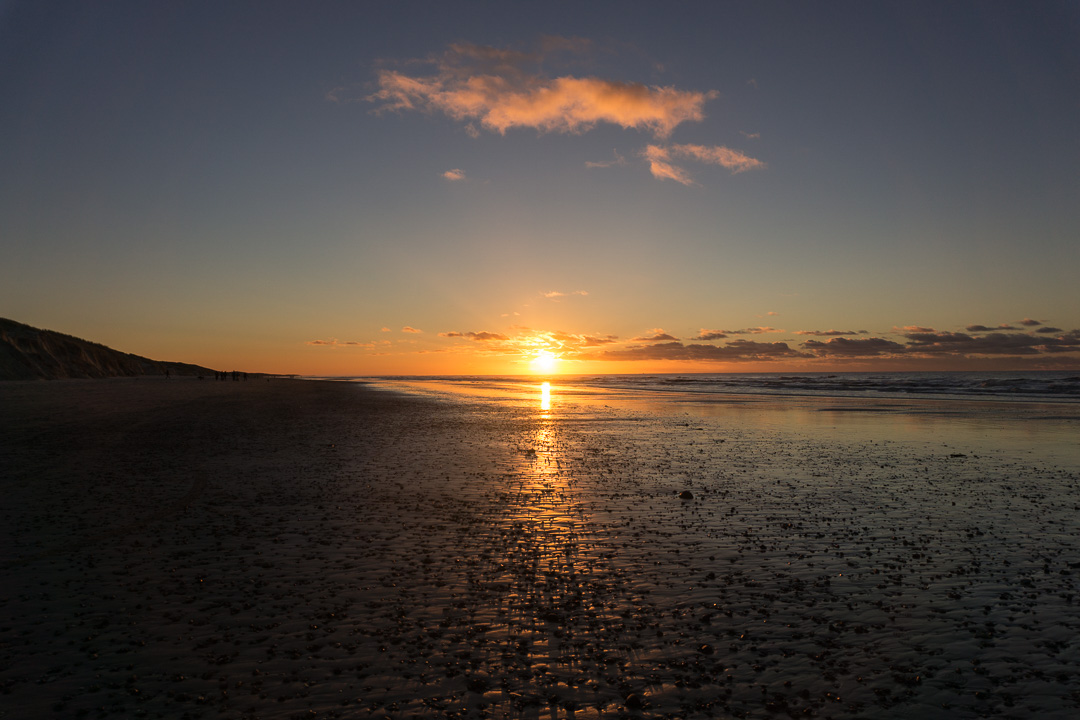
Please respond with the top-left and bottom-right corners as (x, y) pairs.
(2, 377), (1079, 718)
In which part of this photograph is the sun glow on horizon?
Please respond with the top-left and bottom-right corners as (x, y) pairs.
(530, 349), (559, 374)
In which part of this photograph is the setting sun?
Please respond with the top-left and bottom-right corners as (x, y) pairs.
(530, 350), (558, 374)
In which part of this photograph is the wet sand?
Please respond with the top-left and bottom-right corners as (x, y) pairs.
(2, 377), (1079, 719)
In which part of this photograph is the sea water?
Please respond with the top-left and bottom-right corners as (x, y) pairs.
(343, 371), (1080, 469)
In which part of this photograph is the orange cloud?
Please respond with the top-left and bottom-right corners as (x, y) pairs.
(645, 144), (765, 184)
(671, 143), (766, 173)
(368, 42), (714, 138)
(582, 340), (809, 362)
(442, 168), (466, 181)
(402, 326), (423, 333)
(723, 326), (782, 335)
(631, 328), (679, 342)
(305, 339), (375, 348)
(539, 330), (619, 350)
(543, 290), (588, 299)
(434, 327), (622, 366)
(645, 145), (694, 185)
(416, 319), (1080, 369)
(794, 329), (868, 336)
(439, 330), (509, 341)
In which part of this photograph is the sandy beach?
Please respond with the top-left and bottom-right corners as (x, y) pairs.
(2, 377), (1079, 719)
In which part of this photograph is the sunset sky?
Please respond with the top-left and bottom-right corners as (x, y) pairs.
(2, 1), (1078, 374)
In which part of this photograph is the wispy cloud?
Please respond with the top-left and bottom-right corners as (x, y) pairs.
(585, 149), (628, 169)
(794, 329), (868, 336)
(803, 337), (906, 357)
(645, 143), (765, 184)
(583, 339), (809, 362)
(543, 290), (589, 299)
(578, 334), (619, 346)
(418, 318), (1080, 367)
(368, 41), (714, 138)
(535, 329), (620, 349)
(434, 327), (619, 362)
(901, 330), (1079, 356)
(795, 323), (1080, 360)
(671, 144), (766, 173)
(305, 338), (376, 348)
(966, 324), (1017, 332)
(724, 326), (782, 335)
(366, 39), (768, 188)
(439, 330), (509, 341)
(796, 323), (1080, 360)
(402, 326), (423, 333)
(645, 145), (694, 185)
(631, 328), (679, 342)
(1021, 318), (1042, 326)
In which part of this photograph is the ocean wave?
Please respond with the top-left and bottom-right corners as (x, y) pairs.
(576, 371), (1080, 402)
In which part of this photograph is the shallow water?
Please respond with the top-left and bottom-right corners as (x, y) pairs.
(369, 376), (1080, 466)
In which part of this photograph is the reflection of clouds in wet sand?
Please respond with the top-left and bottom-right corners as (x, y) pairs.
(2, 379), (1079, 718)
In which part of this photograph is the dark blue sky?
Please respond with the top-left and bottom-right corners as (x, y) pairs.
(2, 1), (1078, 373)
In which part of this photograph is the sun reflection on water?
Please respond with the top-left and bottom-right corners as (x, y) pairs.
(540, 381), (551, 412)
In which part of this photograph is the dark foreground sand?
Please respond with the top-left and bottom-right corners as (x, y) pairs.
(2, 378), (1079, 719)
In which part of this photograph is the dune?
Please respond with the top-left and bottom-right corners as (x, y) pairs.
(0, 317), (218, 380)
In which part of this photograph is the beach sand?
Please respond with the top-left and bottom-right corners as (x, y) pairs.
(2, 378), (1078, 719)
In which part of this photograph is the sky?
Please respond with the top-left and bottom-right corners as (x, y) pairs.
(2, 0), (1079, 375)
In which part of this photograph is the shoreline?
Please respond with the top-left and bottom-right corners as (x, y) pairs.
(3, 377), (1079, 718)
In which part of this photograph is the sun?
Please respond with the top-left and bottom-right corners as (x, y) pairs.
(529, 349), (558, 374)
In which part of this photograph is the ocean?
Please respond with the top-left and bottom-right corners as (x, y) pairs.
(340, 369), (1080, 467)
(343, 370), (1080, 403)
